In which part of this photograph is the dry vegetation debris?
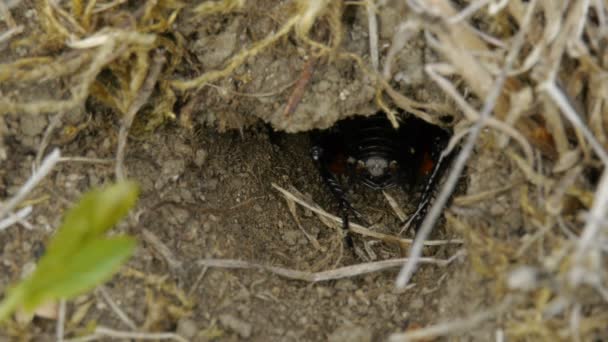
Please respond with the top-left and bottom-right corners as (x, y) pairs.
(1, 0), (608, 340)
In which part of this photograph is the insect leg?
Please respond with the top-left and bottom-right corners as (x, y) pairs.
(401, 146), (456, 234)
(311, 145), (366, 245)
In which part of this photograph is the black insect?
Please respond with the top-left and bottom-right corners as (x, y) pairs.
(310, 112), (453, 238)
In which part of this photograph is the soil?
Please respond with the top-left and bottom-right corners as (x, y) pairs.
(0, 1), (515, 341)
(1, 115), (506, 341)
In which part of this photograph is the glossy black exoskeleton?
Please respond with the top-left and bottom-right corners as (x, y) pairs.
(310, 112), (453, 237)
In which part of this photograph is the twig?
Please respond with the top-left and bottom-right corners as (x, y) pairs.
(197, 251), (463, 282)
(141, 228), (183, 271)
(57, 157), (114, 164)
(383, 20), (420, 79)
(35, 112), (65, 167)
(187, 266), (209, 297)
(56, 299), (66, 342)
(0, 149), (60, 220)
(0, 25), (23, 46)
(283, 186), (323, 250)
(388, 296), (515, 341)
(366, 0), (379, 71)
(0, 0), (16, 28)
(569, 167), (608, 285)
(383, 191), (406, 222)
(538, 81), (608, 165)
(447, 0), (492, 24)
(0, 206), (32, 231)
(115, 50), (166, 180)
(97, 286), (137, 330)
(64, 326), (188, 342)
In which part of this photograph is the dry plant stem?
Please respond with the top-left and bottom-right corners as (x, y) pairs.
(64, 326), (188, 342)
(383, 190), (406, 222)
(0, 53), (91, 83)
(91, 0), (129, 14)
(428, 0), (493, 100)
(452, 183), (517, 206)
(425, 64), (534, 164)
(57, 157), (113, 164)
(171, 15), (298, 90)
(396, 0), (535, 289)
(36, 112), (65, 167)
(570, 302), (582, 342)
(272, 183), (463, 246)
(56, 299), (66, 342)
(141, 228), (183, 271)
(0, 149), (60, 220)
(207, 79), (298, 98)
(366, 0), (379, 71)
(0, 206), (32, 231)
(539, 81), (608, 165)
(0, 31), (155, 115)
(0, 0), (16, 27)
(97, 286), (137, 330)
(0, 25), (23, 45)
(447, 0), (492, 24)
(383, 21), (420, 79)
(341, 51), (450, 125)
(115, 51), (166, 180)
(388, 296), (514, 342)
(284, 186), (323, 250)
(197, 251), (463, 282)
(570, 167), (608, 285)
(188, 266), (209, 297)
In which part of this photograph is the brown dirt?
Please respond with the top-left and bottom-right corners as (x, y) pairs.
(1, 114), (487, 341)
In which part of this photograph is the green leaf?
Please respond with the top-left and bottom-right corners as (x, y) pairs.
(45, 181), (139, 260)
(21, 236), (136, 311)
(0, 181), (140, 322)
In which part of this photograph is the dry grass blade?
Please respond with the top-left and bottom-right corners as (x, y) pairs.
(366, 0), (379, 71)
(197, 251), (463, 282)
(0, 206), (32, 231)
(0, 149), (60, 221)
(64, 326), (188, 342)
(141, 228), (183, 271)
(569, 167), (608, 292)
(115, 50), (166, 180)
(96, 286), (137, 330)
(283, 186), (324, 250)
(388, 296), (515, 341)
(272, 183), (464, 248)
(383, 191), (406, 222)
(171, 15), (298, 91)
(539, 81), (608, 165)
(0, 25), (23, 46)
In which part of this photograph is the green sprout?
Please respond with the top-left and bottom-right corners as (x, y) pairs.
(0, 181), (139, 322)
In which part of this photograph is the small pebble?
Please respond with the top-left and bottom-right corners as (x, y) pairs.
(176, 318), (198, 339)
(219, 314), (252, 338)
(281, 230), (299, 246)
(194, 149), (208, 167)
(328, 325), (372, 342)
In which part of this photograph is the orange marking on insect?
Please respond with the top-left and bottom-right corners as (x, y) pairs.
(329, 154), (347, 175)
(419, 150), (435, 176)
